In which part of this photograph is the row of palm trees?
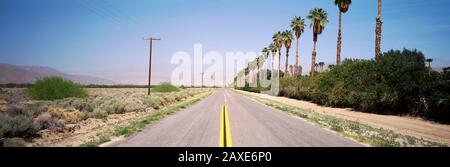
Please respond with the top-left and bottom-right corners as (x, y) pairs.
(266, 6), (331, 78)
(234, 0), (383, 85)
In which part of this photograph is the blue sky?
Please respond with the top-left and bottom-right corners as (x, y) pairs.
(1, 0), (450, 84)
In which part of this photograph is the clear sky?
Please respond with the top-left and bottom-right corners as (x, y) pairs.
(1, 0), (449, 85)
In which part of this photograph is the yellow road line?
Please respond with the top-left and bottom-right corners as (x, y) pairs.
(219, 104), (225, 147)
(219, 104), (232, 147)
(224, 104), (232, 147)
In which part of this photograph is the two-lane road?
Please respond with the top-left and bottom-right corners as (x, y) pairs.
(114, 89), (362, 147)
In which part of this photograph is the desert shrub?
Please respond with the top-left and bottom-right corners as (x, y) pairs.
(106, 102), (126, 114)
(73, 101), (95, 113)
(0, 114), (37, 138)
(28, 76), (88, 100)
(48, 108), (84, 123)
(91, 108), (107, 119)
(34, 113), (65, 132)
(173, 94), (183, 101)
(0, 100), (7, 112)
(143, 96), (163, 109)
(22, 102), (49, 117)
(1, 137), (26, 147)
(6, 106), (23, 117)
(152, 82), (180, 92)
(162, 95), (178, 105)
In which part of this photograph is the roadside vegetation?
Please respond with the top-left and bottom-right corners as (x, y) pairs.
(152, 82), (180, 92)
(0, 80), (213, 147)
(233, 0), (448, 124)
(237, 49), (450, 124)
(235, 90), (447, 147)
(28, 77), (87, 100)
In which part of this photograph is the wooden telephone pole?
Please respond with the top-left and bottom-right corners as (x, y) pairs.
(144, 37), (161, 95)
(200, 72), (204, 88)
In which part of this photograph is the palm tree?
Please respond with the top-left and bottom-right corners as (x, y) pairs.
(314, 63), (319, 72)
(262, 47), (270, 59)
(308, 8), (329, 76)
(335, 0), (351, 65)
(426, 58), (433, 76)
(291, 16), (306, 73)
(375, 0), (382, 59)
(256, 56), (261, 89)
(281, 30), (294, 78)
(261, 47), (269, 79)
(268, 42), (278, 70)
(244, 65), (249, 87)
(273, 31), (284, 77)
(319, 62), (325, 72)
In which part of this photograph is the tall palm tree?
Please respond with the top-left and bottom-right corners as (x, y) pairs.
(244, 65), (249, 87)
(375, 0), (382, 59)
(308, 8), (329, 76)
(426, 58), (433, 76)
(281, 30), (294, 78)
(261, 47), (269, 80)
(291, 16), (306, 71)
(256, 56), (261, 89)
(273, 31), (284, 77)
(262, 47), (270, 59)
(319, 62), (325, 72)
(268, 42), (278, 70)
(335, 0), (351, 65)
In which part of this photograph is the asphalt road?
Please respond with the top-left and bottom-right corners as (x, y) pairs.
(114, 89), (362, 147)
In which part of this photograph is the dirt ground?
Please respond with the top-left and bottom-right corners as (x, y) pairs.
(28, 110), (150, 147)
(236, 90), (450, 145)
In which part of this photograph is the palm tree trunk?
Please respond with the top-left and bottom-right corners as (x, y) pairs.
(285, 49), (289, 78)
(428, 62), (431, 76)
(271, 53), (275, 71)
(257, 61), (260, 91)
(311, 41), (317, 76)
(278, 48), (281, 77)
(337, 11), (342, 65)
(375, 0), (382, 59)
(295, 37), (299, 77)
(295, 37), (299, 67)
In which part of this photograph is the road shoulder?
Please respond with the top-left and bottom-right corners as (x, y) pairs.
(233, 89), (448, 147)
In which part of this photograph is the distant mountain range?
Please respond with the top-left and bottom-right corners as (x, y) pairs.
(0, 63), (114, 85)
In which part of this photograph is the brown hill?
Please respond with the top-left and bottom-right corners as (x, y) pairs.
(0, 63), (114, 85)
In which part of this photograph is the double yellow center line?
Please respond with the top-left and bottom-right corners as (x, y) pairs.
(219, 104), (232, 147)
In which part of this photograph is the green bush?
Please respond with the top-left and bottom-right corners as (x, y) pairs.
(0, 114), (37, 138)
(270, 49), (450, 123)
(152, 82), (180, 92)
(28, 77), (88, 100)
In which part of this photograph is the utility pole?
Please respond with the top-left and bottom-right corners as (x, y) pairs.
(200, 72), (204, 88)
(211, 73), (215, 87)
(143, 37), (161, 95)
